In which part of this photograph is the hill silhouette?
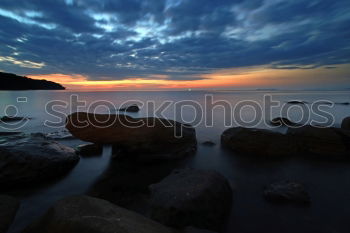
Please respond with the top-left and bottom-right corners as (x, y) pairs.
(0, 72), (65, 90)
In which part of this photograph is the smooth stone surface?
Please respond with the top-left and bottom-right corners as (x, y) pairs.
(118, 104), (140, 112)
(0, 195), (20, 233)
(66, 113), (197, 162)
(287, 126), (350, 158)
(341, 117), (350, 130)
(264, 181), (310, 205)
(0, 134), (80, 189)
(221, 127), (297, 157)
(76, 143), (103, 157)
(150, 169), (232, 231)
(269, 117), (299, 127)
(46, 130), (74, 140)
(23, 195), (177, 233)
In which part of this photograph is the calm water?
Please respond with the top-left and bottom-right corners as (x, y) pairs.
(1, 90), (350, 233)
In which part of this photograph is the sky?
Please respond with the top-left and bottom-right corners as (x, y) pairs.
(0, 0), (349, 90)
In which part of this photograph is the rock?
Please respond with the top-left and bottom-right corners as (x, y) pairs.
(0, 134), (80, 189)
(269, 117), (299, 127)
(66, 113), (197, 162)
(23, 195), (177, 233)
(0, 132), (22, 136)
(118, 104), (140, 112)
(287, 100), (307, 105)
(341, 117), (350, 130)
(0, 116), (30, 122)
(0, 195), (20, 233)
(46, 130), (75, 140)
(221, 127), (297, 157)
(76, 144), (103, 157)
(183, 227), (217, 233)
(149, 169), (232, 231)
(263, 181), (310, 205)
(287, 126), (350, 158)
(201, 141), (216, 146)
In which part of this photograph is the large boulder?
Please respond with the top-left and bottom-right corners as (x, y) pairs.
(23, 195), (177, 233)
(287, 126), (350, 158)
(149, 169), (232, 231)
(269, 117), (299, 127)
(0, 133), (80, 189)
(341, 117), (350, 130)
(66, 113), (197, 162)
(263, 181), (310, 205)
(221, 127), (297, 157)
(76, 143), (103, 157)
(0, 195), (20, 233)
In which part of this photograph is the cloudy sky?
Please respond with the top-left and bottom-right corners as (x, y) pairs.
(0, 0), (349, 90)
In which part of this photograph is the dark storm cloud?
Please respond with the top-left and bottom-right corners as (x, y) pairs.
(0, 0), (349, 80)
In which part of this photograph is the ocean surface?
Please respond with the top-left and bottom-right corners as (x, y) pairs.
(1, 90), (350, 233)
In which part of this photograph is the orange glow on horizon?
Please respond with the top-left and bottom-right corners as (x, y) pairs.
(27, 64), (350, 90)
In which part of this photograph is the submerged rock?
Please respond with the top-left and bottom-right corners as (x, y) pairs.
(46, 130), (75, 140)
(66, 113), (197, 162)
(269, 117), (299, 127)
(201, 141), (216, 146)
(0, 195), (20, 233)
(76, 143), (103, 157)
(0, 116), (30, 122)
(0, 134), (80, 189)
(23, 195), (177, 233)
(118, 104), (140, 112)
(287, 100), (308, 105)
(221, 127), (297, 157)
(341, 117), (350, 130)
(263, 181), (310, 205)
(150, 169), (232, 231)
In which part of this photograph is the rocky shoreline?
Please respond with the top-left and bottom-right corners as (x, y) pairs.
(1, 114), (350, 232)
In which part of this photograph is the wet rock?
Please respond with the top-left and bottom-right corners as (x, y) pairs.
(23, 195), (177, 233)
(118, 104), (140, 112)
(263, 181), (310, 205)
(341, 117), (350, 130)
(66, 113), (197, 162)
(0, 134), (80, 189)
(0, 195), (20, 233)
(201, 141), (216, 146)
(46, 130), (75, 140)
(221, 127), (297, 157)
(287, 126), (350, 158)
(287, 101), (308, 105)
(0, 132), (22, 136)
(76, 143), (103, 157)
(269, 117), (299, 127)
(183, 227), (217, 233)
(149, 169), (232, 231)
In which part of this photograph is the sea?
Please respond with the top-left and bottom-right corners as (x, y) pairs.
(1, 90), (350, 233)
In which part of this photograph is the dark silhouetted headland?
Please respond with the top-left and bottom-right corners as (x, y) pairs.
(0, 72), (65, 90)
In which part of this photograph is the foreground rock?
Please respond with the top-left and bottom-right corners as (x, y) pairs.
(221, 127), (297, 157)
(201, 141), (216, 146)
(0, 134), (80, 189)
(76, 143), (103, 157)
(269, 117), (299, 127)
(118, 104), (140, 112)
(66, 113), (197, 162)
(264, 181), (310, 205)
(0, 195), (20, 233)
(287, 126), (350, 158)
(23, 195), (177, 233)
(150, 169), (232, 231)
(341, 117), (350, 130)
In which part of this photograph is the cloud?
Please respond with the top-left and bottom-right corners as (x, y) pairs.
(0, 0), (349, 84)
